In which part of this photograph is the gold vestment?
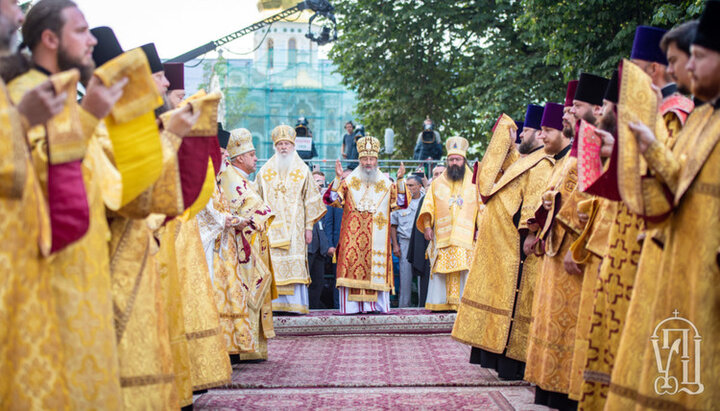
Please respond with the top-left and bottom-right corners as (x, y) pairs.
(452, 148), (554, 358)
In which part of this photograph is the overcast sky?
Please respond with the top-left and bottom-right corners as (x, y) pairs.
(73, 0), (263, 60)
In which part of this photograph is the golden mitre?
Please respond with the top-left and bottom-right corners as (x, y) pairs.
(357, 136), (381, 158)
(446, 136), (469, 158)
(271, 124), (296, 145)
(228, 128), (255, 158)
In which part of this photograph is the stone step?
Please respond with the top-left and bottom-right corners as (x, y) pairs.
(272, 308), (456, 336)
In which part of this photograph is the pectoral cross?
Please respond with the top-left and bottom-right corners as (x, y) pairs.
(290, 169), (304, 182)
(449, 195), (464, 209)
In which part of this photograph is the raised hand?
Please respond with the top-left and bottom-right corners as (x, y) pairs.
(16, 80), (67, 127)
(335, 159), (343, 179)
(397, 161), (406, 179)
(81, 75), (128, 120)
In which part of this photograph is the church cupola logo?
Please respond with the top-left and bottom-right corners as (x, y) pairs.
(651, 310), (704, 396)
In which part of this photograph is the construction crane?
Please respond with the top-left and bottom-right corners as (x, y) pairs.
(166, 0), (337, 64)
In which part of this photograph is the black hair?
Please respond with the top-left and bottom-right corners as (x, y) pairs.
(406, 175), (423, 185)
(660, 20), (699, 55)
(1, 0), (77, 83)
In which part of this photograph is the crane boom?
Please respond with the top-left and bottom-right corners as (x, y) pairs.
(166, 1), (334, 64)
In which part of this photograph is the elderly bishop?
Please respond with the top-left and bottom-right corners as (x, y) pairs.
(255, 125), (326, 314)
(325, 136), (407, 314)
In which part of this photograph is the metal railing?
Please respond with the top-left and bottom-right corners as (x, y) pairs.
(254, 158), (446, 178)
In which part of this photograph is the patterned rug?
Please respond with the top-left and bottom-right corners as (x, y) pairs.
(195, 386), (548, 410)
(227, 334), (529, 389)
(273, 308), (456, 336)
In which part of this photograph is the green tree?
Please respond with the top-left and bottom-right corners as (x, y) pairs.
(329, 0), (703, 159)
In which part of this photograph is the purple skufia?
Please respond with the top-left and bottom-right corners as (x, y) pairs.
(163, 62), (184, 90)
(631, 25), (668, 65)
(540, 102), (564, 131)
(524, 104), (544, 129)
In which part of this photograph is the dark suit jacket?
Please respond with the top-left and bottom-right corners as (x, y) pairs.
(323, 203), (343, 248)
(309, 205), (334, 256)
(407, 195), (430, 277)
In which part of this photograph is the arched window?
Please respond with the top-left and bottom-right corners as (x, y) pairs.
(267, 38), (274, 69)
(288, 38), (297, 66)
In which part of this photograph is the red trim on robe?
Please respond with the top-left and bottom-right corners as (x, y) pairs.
(47, 160), (90, 253)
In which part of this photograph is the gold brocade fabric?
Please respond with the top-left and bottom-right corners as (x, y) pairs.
(328, 176), (403, 296)
(255, 153), (326, 286)
(476, 113), (519, 197)
(156, 219), (193, 407)
(174, 91), (221, 137)
(417, 170), (476, 310)
(239, 293), (276, 361)
(576, 203), (644, 407)
(605, 237), (665, 410)
(432, 246), (473, 275)
(505, 254), (541, 361)
(0, 85), (69, 408)
(417, 172), (478, 251)
(94, 48), (162, 124)
(607, 108), (720, 410)
(109, 218), (179, 410)
(7, 70), (123, 409)
(538, 154), (575, 256)
(92, 48), (164, 206)
(0, 81), (28, 199)
(567, 255), (601, 401)
(176, 217), (232, 390)
(524, 230), (581, 394)
(452, 149), (554, 354)
(616, 59), (659, 216)
(46, 69), (85, 164)
(213, 166), (276, 358)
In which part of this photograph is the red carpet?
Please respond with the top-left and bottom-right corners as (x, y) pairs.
(195, 321), (549, 409)
(273, 308), (456, 336)
(227, 335), (526, 388)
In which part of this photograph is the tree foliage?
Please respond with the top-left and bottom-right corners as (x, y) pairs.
(329, 0), (703, 159)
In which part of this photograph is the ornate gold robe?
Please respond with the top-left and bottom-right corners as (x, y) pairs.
(107, 126), (186, 410)
(417, 169), (478, 311)
(214, 165), (276, 359)
(606, 103), (717, 410)
(176, 216), (232, 389)
(524, 146), (583, 395)
(155, 218), (193, 407)
(0, 79), (70, 410)
(325, 167), (406, 302)
(255, 152), (325, 312)
(8, 69), (125, 409)
(578, 99), (693, 409)
(452, 148), (554, 358)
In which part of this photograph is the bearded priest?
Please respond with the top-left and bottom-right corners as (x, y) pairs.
(416, 137), (477, 311)
(325, 136), (407, 314)
(255, 125), (326, 314)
